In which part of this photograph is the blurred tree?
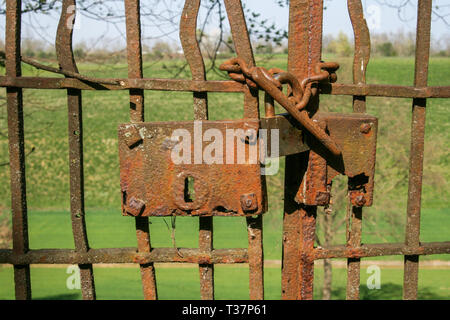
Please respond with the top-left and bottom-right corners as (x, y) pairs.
(376, 41), (397, 56)
(327, 32), (353, 57)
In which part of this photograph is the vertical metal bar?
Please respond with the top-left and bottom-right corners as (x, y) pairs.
(283, 0), (322, 300)
(346, 207), (362, 300)
(281, 154), (305, 300)
(224, 0), (263, 300)
(180, 0), (214, 300)
(124, 0), (158, 300)
(125, 0), (145, 124)
(346, 0), (371, 300)
(296, 0), (323, 301)
(403, 0), (432, 300)
(246, 215), (264, 300)
(224, 0), (260, 120)
(297, 207), (317, 300)
(198, 217), (214, 300)
(282, 0), (310, 299)
(55, 0), (95, 300)
(5, 0), (31, 300)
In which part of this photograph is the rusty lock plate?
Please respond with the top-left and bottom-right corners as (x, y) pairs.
(296, 112), (378, 207)
(118, 120), (265, 217)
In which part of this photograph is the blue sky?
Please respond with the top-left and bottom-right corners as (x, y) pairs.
(0, 0), (448, 49)
(252, 0), (448, 39)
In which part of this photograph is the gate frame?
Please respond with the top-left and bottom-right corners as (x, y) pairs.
(1, 0), (449, 300)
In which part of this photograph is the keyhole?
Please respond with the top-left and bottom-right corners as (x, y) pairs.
(184, 176), (195, 203)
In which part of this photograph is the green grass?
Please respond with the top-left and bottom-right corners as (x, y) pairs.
(0, 54), (449, 299)
(0, 207), (447, 262)
(0, 264), (448, 300)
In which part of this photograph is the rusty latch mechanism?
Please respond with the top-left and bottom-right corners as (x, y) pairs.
(295, 113), (377, 207)
(118, 59), (378, 217)
(220, 57), (378, 208)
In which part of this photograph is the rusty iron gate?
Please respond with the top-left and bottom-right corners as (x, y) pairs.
(1, 0), (450, 300)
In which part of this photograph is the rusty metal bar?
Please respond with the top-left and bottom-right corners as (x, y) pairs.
(283, 0), (324, 301)
(180, 0), (209, 120)
(1, 243), (448, 264)
(297, 206), (317, 300)
(246, 215), (264, 300)
(346, 0), (371, 300)
(224, 0), (260, 120)
(21, 56), (119, 85)
(198, 217), (214, 299)
(403, 0), (432, 300)
(313, 242), (450, 259)
(1, 77), (449, 99)
(281, 161), (303, 300)
(346, 207), (362, 299)
(282, 0), (310, 300)
(180, 0), (214, 300)
(55, 0), (96, 300)
(0, 248), (249, 265)
(320, 83), (450, 98)
(5, 0), (31, 300)
(0, 77), (245, 92)
(224, 0), (264, 300)
(290, 0), (324, 301)
(296, 0), (324, 301)
(124, 0), (158, 300)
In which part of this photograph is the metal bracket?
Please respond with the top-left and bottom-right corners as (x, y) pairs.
(295, 112), (378, 207)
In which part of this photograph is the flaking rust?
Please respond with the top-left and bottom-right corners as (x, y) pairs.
(296, 113), (378, 207)
(118, 119), (265, 217)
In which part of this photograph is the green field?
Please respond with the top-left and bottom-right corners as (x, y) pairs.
(0, 55), (449, 299)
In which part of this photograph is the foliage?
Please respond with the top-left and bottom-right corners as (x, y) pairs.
(326, 32), (353, 57)
(376, 42), (397, 57)
(150, 41), (174, 59)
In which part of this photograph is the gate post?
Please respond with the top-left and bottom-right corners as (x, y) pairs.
(282, 0), (323, 300)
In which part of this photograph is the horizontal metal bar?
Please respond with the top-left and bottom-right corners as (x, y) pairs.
(0, 242), (448, 266)
(321, 83), (450, 98)
(1, 242), (447, 265)
(0, 76), (245, 92)
(313, 242), (450, 260)
(1, 76), (449, 99)
(0, 248), (248, 265)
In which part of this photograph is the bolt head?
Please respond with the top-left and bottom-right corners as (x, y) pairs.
(315, 192), (330, 206)
(354, 195), (366, 207)
(360, 123), (372, 134)
(240, 193), (258, 212)
(123, 125), (143, 149)
(126, 197), (146, 216)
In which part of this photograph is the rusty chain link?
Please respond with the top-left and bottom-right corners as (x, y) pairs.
(220, 58), (341, 156)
